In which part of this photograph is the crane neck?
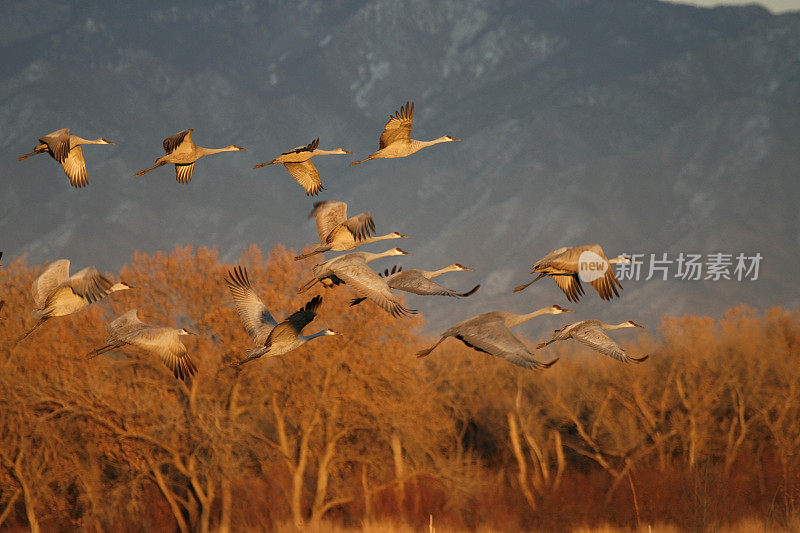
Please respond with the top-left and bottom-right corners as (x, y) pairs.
(302, 330), (329, 342)
(109, 283), (131, 293)
(70, 136), (106, 147)
(362, 233), (402, 245)
(364, 249), (399, 263)
(313, 148), (347, 156)
(425, 265), (460, 279)
(505, 307), (559, 328)
(416, 137), (450, 148)
(603, 322), (633, 330)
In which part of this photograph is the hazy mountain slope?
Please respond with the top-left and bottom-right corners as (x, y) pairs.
(1, 0), (798, 330)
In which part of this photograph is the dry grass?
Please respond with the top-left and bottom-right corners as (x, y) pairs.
(270, 516), (800, 533)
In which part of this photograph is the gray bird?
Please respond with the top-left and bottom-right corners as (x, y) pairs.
(225, 266), (339, 366)
(416, 305), (573, 370)
(350, 102), (460, 166)
(135, 129), (246, 183)
(349, 263), (479, 306)
(536, 319), (649, 363)
(295, 200), (408, 260)
(86, 309), (198, 381)
(16, 259), (132, 344)
(18, 128), (114, 187)
(254, 138), (351, 195)
(514, 244), (633, 302)
(297, 248), (416, 318)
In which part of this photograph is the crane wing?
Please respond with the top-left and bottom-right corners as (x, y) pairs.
(453, 320), (552, 370)
(283, 160), (323, 196)
(108, 309), (146, 337)
(40, 128), (71, 162)
(163, 129), (193, 154)
(569, 323), (642, 363)
(125, 326), (197, 381)
(332, 260), (414, 318)
(225, 266), (277, 345)
(265, 295), (323, 349)
(60, 145), (88, 187)
(283, 295), (322, 333)
(379, 101), (414, 149)
(32, 259), (71, 308)
(282, 137), (319, 156)
(588, 268), (622, 300)
(310, 201), (347, 241)
(65, 266), (114, 303)
(174, 163), (195, 183)
(552, 274), (585, 303)
(341, 212), (375, 242)
(535, 247), (580, 271)
(388, 270), (458, 296)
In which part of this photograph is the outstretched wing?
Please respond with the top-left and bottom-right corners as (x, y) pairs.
(283, 160), (323, 196)
(284, 295), (322, 334)
(332, 260), (414, 318)
(263, 295), (323, 350)
(40, 128), (71, 162)
(125, 325), (198, 381)
(61, 145), (88, 187)
(65, 266), (114, 303)
(570, 323), (645, 363)
(31, 259), (71, 308)
(532, 246), (570, 271)
(588, 269), (622, 301)
(453, 319), (553, 370)
(341, 213), (375, 242)
(552, 274), (585, 303)
(108, 308), (147, 337)
(310, 201), (348, 241)
(379, 101), (414, 149)
(224, 266), (277, 345)
(282, 138), (319, 156)
(388, 270), (459, 296)
(163, 129), (193, 154)
(174, 163), (195, 183)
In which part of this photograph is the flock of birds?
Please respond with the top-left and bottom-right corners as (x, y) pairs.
(10, 101), (648, 381)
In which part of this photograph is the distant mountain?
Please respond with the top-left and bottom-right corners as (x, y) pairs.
(2, 0), (798, 330)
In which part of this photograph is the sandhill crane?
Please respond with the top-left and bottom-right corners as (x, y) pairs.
(295, 200), (408, 260)
(18, 128), (114, 187)
(135, 129), (246, 183)
(349, 264), (480, 306)
(86, 309), (198, 381)
(254, 138), (351, 195)
(350, 102), (460, 166)
(514, 244), (632, 302)
(416, 305), (573, 370)
(298, 248), (416, 318)
(225, 266), (339, 366)
(536, 319), (649, 363)
(16, 259), (132, 344)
